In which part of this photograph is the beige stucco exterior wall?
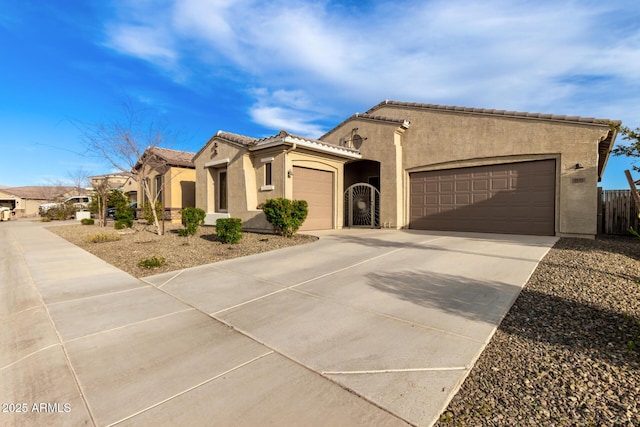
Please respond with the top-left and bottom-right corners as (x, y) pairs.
(194, 138), (276, 231)
(138, 165), (196, 223)
(194, 137), (351, 232)
(287, 149), (348, 228)
(324, 107), (612, 237)
(0, 193), (44, 217)
(123, 177), (138, 202)
(322, 122), (407, 228)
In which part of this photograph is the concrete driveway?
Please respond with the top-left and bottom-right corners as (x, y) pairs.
(1, 221), (556, 426)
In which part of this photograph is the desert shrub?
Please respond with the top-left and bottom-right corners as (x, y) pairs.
(138, 255), (166, 269)
(87, 232), (121, 243)
(262, 198), (308, 237)
(141, 201), (163, 224)
(114, 219), (132, 229)
(111, 189), (134, 221)
(216, 218), (243, 243)
(80, 218), (94, 225)
(41, 217), (52, 222)
(44, 202), (76, 220)
(179, 207), (206, 237)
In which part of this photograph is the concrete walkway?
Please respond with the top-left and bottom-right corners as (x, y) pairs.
(1, 220), (557, 426)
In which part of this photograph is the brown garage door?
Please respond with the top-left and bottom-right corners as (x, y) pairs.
(293, 166), (334, 231)
(410, 160), (555, 235)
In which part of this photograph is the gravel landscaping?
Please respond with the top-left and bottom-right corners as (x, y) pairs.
(437, 237), (640, 426)
(47, 221), (317, 278)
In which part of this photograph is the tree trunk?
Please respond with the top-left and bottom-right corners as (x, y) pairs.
(143, 183), (163, 236)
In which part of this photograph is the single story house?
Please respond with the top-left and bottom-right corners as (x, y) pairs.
(194, 100), (619, 238)
(0, 186), (91, 218)
(134, 147), (196, 223)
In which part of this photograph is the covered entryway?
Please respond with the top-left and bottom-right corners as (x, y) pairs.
(410, 160), (556, 235)
(292, 166), (334, 231)
(344, 183), (380, 228)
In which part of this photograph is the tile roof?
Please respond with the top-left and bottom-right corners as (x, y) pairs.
(0, 186), (89, 199)
(319, 114), (411, 140)
(195, 129), (360, 160)
(148, 147), (196, 168)
(367, 100), (620, 126)
(253, 130), (361, 159)
(214, 131), (257, 146)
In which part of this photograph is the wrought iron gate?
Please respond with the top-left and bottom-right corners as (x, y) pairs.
(344, 183), (380, 228)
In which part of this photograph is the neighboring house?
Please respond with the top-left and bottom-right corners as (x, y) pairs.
(89, 174), (138, 202)
(0, 186), (91, 217)
(194, 100), (619, 238)
(134, 147), (196, 223)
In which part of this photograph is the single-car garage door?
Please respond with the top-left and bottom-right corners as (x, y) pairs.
(410, 160), (555, 235)
(293, 166), (334, 231)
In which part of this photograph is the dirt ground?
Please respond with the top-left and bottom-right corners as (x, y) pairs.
(47, 220), (318, 278)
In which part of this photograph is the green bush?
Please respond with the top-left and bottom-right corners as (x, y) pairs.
(112, 189), (135, 222)
(179, 207), (206, 237)
(80, 218), (94, 225)
(142, 201), (163, 224)
(138, 255), (166, 269)
(40, 217), (51, 222)
(262, 198), (308, 237)
(114, 219), (132, 229)
(216, 218), (243, 244)
(87, 232), (121, 243)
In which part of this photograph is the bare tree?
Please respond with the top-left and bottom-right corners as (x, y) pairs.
(38, 179), (66, 202)
(66, 168), (91, 193)
(89, 175), (127, 227)
(77, 101), (177, 235)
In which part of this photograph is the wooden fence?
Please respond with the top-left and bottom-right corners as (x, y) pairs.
(599, 188), (639, 235)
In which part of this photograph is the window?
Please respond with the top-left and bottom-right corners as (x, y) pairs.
(265, 162), (272, 186)
(260, 157), (274, 191)
(154, 174), (164, 202)
(218, 170), (228, 212)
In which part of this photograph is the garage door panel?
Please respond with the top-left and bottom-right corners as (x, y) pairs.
(440, 181), (454, 192)
(410, 160), (555, 236)
(472, 180), (488, 191)
(490, 178), (509, 190)
(293, 167), (333, 231)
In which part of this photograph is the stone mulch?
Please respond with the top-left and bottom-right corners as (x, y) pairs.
(436, 236), (640, 426)
(47, 221), (317, 278)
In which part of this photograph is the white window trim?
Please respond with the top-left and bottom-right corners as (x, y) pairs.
(261, 157), (274, 190)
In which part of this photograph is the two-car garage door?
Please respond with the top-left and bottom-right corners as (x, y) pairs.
(410, 160), (555, 235)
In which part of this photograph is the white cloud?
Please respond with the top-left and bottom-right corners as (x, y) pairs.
(105, 23), (176, 65)
(101, 0), (640, 129)
(249, 88), (327, 136)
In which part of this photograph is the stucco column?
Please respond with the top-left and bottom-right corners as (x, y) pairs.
(392, 128), (405, 228)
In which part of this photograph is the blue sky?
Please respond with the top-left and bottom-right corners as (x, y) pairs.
(1, 0), (639, 189)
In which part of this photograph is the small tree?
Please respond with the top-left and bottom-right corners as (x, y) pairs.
(78, 100), (177, 235)
(262, 198), (308, 237)
(89, 175), (126, 227)
(612, 125), (640, 171)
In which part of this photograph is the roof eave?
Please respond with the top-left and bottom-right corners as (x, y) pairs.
(320, 114), (410, 140)
(250, 136), (362, 160)
(597, 126), (619, 181)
